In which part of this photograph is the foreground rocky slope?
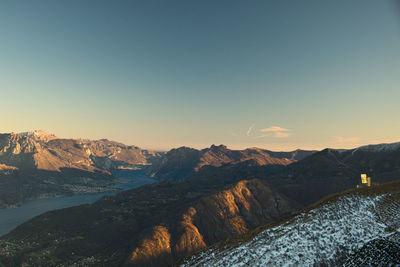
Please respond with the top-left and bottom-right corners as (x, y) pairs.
(0, 131), (161, 208)
(146, 144), (314, 181)
(183, 180), (400, 266)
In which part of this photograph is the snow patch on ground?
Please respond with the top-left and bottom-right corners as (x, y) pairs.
(183, 195), (394, 266)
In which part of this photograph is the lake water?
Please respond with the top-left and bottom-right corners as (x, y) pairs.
(0, 170), (157, 237)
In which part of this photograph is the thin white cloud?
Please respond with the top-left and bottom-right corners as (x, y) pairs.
(260, 126), (289, 133)
(246, 123), (255, 136)
(255, 125), (291, 138)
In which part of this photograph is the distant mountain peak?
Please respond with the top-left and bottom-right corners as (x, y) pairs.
(19, 130), (58, 142)
(355, 142), (400, 153)
(209, 144), (228, 151)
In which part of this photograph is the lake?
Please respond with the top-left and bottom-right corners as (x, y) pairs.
(0, 170), (157, 237)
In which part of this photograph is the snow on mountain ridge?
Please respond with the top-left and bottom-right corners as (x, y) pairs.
(183, 194), (397, 266)
(354, 142), (400, 153)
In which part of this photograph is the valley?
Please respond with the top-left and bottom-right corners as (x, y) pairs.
(0, 170), (157, 237)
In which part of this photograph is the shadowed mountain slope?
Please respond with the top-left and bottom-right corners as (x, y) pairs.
(264, 145), (400, 206)
(0, 172), (299, 267)
(146, 144), (315, 181)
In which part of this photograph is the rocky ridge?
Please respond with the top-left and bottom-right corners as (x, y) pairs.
(146, 144), (315, 181)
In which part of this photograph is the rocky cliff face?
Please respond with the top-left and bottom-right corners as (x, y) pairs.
(0, 131), (161, 172)
(0, 133), (94, 172)
(126, 179), (297, 266)
(82, 139), (161, 170)
(146, 144), (315, 181)
(0, 131), (162, 208)
(128, 226), (174, 266)
(0, 133), (40, 170)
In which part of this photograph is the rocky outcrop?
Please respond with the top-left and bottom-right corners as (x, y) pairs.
(121, 179), (298, 266)
(128, 226), (173, 267)
(174, 207), (207, 258)
(189, 180), (296, 243)
(115, 179), (298, 266)
(0, 164), (18, 172)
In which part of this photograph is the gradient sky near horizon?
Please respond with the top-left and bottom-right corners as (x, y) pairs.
(1, 0), (399, 151)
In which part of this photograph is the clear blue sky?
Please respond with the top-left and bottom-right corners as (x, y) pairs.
(1, 0), (399, 150)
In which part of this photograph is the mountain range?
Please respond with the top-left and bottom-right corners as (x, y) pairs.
(0, 130), (160, 208)
(0, 132), (399, 266)
(0, 130), (314, 208)
(146, 144), (315, 181)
